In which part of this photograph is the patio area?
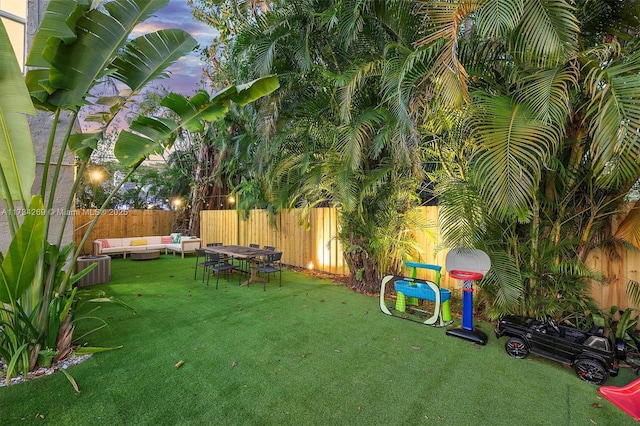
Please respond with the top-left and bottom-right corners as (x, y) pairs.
(1, 255), (637, 425)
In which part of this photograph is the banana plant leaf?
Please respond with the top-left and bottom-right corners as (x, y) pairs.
(111, 29), (197, 93)
(114, 75), (280, 166)
(0, 196), (46, 304)
(0, 20), (36, 203)
(223, 75), (281, 106)
(27, 0), (169, 109)
(68, 132), (102, 162)
(25, 0), (88, 68)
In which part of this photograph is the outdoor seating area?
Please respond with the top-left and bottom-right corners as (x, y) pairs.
(200, 244), (284, 290)
(93, 234), (201, 258)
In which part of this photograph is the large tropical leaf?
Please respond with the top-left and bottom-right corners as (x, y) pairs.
(475, 0), (524, 39)
(25, 0), (88, 68)
(512, 0), (580, 66)
(111, 29), (197, 93)
(216, 75), (280, 106)
(68, 132), (101, 161)
(471, 92), (560, 221)
(0, 20), (36, 204)
(114, 76), (279, 167)
(414, 0), (478, 105)
(583, 50), (640, 188)
(28, 0), (169, 109)
(0, 197), (45, 304)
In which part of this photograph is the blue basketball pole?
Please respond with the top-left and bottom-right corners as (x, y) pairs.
(462, 281), (473, 330)
(446, 273), (488, 345)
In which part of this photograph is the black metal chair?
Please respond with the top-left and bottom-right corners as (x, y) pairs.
(207, 242), (223, 247)
(252, 251), (283, 290)
(194, 248), (214, 282)
(205, 251), (239, 289)
(264, 245), (276, 251)
(238, 244), (260, 271)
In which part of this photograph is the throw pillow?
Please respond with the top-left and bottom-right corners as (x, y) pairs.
(161, 236), (172, 244)
(170, 233), (181, 243)
(131, 239), (147, 246)
(99, 239), (110, 248)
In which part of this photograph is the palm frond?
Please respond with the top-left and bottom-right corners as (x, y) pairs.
(436, 177), (488, 249)
(415, 0), (479, 105)
(471, 92), (561, 220)
(583, 49), (640, 188)
(475, 0), (524, 39)
(614, 201), (640, 249)
(337, 60), (382, 123)
(511, 0), (579, 67)
(480, 250), (523, 316)
(515, 65), (578, 126)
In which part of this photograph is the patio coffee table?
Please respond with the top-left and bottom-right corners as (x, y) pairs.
(131, 250), (161, 261)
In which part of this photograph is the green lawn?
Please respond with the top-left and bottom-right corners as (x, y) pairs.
(1, 255), (637, 425)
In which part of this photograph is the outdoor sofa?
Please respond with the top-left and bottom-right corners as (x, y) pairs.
(93, 233), (201, 258)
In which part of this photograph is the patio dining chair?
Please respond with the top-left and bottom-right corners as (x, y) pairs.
(238, 243), (260, 271)
(205, 251), (240, 289)
(251, 251), (283, 290)
(264, 246), (276, 251)
(207, 242), (222, 247)
(194, 248), (215, 282)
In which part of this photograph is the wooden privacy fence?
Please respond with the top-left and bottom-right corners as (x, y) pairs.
(201, 208), (347, 275)
(200, 207), (638, 311)
(73, 209), (179, 255)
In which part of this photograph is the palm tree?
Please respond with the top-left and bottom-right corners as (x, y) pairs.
(414, 0), (640, 319)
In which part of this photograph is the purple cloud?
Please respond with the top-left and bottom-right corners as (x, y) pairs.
(131, 0), (217, 95)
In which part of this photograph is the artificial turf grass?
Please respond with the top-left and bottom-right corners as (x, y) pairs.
(1, 255), (638, 425)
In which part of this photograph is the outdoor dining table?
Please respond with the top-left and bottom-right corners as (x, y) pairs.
(204, 245), (275, 286)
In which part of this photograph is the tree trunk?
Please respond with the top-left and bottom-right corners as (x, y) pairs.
(344, 234), (380, 295)
(186, 139), (234, 237)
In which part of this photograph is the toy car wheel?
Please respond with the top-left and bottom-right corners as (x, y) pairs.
(505, 337), (529, 359)
(573, 359), (608, 385)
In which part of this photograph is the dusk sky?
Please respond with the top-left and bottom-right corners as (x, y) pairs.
(131, 0), (218, 95)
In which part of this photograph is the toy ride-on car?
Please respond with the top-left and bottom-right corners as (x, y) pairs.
(495, 315), (626, 385)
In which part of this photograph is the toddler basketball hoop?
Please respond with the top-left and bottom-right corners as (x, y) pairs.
(445, 249), (491, 345)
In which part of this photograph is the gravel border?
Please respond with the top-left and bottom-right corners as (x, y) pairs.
(0, 354), (92, 387)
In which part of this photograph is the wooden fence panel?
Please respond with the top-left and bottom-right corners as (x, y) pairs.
(586, 248), (640, 311)
(200, 210), (237, 246)
(73, 210), (179, 255)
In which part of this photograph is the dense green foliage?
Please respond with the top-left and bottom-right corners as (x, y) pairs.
(192, 0), (640, 321)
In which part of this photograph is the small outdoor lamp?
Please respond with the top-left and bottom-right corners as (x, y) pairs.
(89, 169), (104, 184)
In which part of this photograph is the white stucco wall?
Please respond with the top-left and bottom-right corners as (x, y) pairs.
(0, 0), (74, 253)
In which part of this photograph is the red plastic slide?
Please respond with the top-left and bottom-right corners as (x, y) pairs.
(598, 377), (640, 422)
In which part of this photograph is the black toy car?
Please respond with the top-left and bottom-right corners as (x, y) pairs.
(495, 315), (626, 385)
